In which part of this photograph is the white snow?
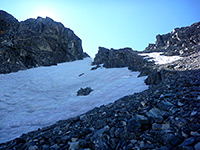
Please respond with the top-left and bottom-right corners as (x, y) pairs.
(139, 52), (181, 64)
(0, 58), (148, 143)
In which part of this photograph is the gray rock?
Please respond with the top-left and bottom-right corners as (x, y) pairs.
(179, 137), (195, 146)
(77, 87), (93, 96)
(157, 100), (174, 111)
(152, 123), (170, 131)
(146, 107), (166, 123)
(50, 144), (60, 150)
(28, 145), (38, 150)
(195, 142), (200, 150)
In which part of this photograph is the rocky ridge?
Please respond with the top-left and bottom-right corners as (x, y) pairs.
(0, 10), (88, 74)
(92, 47), (153, 72)
(144, 22), (200, 56)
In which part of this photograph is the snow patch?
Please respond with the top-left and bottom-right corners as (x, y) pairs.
(139, 52), (181, 64)
(0, 58), (148, 143)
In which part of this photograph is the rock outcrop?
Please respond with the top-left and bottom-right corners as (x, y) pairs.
(144, 22), (200, 56)
(92, 47), (153, 72)
(0, 10), (88, 74)
(77, 87), (93, 96)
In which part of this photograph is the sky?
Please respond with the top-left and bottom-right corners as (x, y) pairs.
(0, 0), (200, 57)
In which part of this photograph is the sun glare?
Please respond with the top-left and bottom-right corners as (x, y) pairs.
(33, 9), (57, 19)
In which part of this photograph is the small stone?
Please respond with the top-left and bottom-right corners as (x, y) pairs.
(146, 108), (165, 123)
(152, 123), (170, 131)
(127, 117), (141, 132)
(178, 146), (194, 150)
(122, 121), (127, 126)
(61, 135), (71, 141)
(130, 139), (137, 144)
(28, 145), (38, 150)
(50, 144), (60, 150)
(157, 146), (169, 150)
(191, 131), (200, 136)
(71, 138), (78, 142)
(182, 131), (189, 138)
(179, 137), (195, 146)
(157, 100), (174, 111)
(191, 111), (197, 116)
(42, 145), (50, 150)
(135, 114), (149, 124)
(69, 141), (80, 150)
(79, 139), (89, 148)
(160, 94), (164, 98)
(178, 101), (184, 107)
(195, 142), (200, 150)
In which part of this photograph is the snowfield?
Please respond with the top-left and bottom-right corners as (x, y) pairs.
(0, 58), (148, 143)
(139, 52), (181, 64)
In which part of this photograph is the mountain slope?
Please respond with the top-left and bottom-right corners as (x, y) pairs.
(0, 58), (148, 143)
(1, 52), (199, 150)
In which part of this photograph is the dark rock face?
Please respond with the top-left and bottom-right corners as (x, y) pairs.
(0, 10), (88, 74)
(77, 87), (93, 96)
(144, 22), (200, 56)
(92, 47), (153, 72)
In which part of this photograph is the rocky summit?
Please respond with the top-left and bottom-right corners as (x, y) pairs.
(144, 22), (200, 56)
(0, 10), (88, 74)
(0, 11), (200, 150)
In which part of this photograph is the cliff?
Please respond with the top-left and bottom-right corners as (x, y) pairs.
(0, 10), (88, 74)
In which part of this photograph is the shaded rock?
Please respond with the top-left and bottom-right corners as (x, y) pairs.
(179, 137), (195, 147)
(77, 87), (93, 96)
(152, 123), (170, 131)
(146, 107), (166, 123)
(0, 10), (89, 74)
(195, 142), (200, 150)
(92, 47), (153, 72)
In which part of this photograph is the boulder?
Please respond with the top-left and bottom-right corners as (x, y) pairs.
(77, 87), (93, 96)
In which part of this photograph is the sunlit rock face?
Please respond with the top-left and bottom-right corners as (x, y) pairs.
(144, 22), (200, 56)
(0, 10), (88, 74)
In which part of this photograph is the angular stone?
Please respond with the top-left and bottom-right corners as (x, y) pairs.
(135, 114), (149, 124)
(157, 100), (174, 111)
(50, 144), (60, 150)
(195, 142), (200, 150)
(179, 137), (195, 146)
(146, 108), (165, 123)
(152, 123), (170, 131)
(28, 145), (38, 150)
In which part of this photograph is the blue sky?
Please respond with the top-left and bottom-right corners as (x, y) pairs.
(1, 0), (200, 57)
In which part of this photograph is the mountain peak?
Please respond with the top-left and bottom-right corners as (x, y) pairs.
(0, 10), (89, 74)
(144, 21), (200, 56)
